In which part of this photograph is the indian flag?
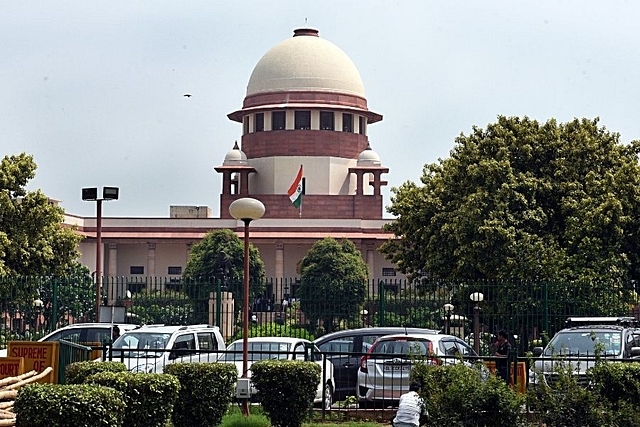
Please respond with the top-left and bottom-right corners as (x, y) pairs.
(287, 165), (303, 208)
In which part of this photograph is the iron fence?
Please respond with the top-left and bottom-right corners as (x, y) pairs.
(0, 275), (637, 355)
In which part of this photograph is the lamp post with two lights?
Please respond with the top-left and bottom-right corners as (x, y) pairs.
(229, 197), (265, 417)
(82, 186), (119, 322)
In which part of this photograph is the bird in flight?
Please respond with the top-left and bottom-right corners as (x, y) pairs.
(183, 93), (192, 97)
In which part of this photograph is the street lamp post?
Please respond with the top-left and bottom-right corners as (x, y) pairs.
(83, 186), (119, 322)
(229, 197), (265, 417)
(443, 303), (454, 335)
(32, 298), (43, 335)
(470, 292), (484, 354)
(360, 309), (369, 328)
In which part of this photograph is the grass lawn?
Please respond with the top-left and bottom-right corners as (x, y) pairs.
(219, 405), (386, 427)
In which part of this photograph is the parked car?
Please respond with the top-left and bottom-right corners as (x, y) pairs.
(356, 332), (480, 408)
(314, 327), (439, 401)
(529, 317), (640, 387)
(0, 323), (136, 358)
(107, 324), (225, 373)
(218, 336), (335, 410)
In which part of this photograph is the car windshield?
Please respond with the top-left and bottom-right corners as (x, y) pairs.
(369, 338), (432, 359)
(111, 332), (172, 358)
(219, 341), (292, 362)
(543, 330), (622, 357)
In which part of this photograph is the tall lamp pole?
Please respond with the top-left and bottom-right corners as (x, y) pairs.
(229, 197), (265, 417)
(83, 186), (119, 322)
(470, 292), (484, 354)
(443, 303), (454, 335)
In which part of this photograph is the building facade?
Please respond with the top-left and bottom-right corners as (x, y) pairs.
(67, 28), (403, 304)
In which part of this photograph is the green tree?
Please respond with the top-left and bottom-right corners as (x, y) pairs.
(0, 153), (81, 277)
(184, 228), (265, 306)
(298, 237), (368, 334)
(128, 290), (196, 325)
(39, 262), (96, 329)
(381, 116), (640, 285)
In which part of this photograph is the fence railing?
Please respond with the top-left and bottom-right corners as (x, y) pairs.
(58, 340), (93, 384)
(1, 275), (637, 355)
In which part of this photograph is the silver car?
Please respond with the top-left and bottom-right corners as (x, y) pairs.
(356, 332), (478, 407)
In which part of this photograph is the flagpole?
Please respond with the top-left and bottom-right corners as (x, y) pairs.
(299, 164), (303, 218)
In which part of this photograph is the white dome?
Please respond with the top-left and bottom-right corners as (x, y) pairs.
(246, 28), (365, 98)
(357, 146), (381, 166)
(223, 142), (248, 166)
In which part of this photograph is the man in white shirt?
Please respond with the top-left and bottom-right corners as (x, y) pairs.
(392, 382), (427, 427)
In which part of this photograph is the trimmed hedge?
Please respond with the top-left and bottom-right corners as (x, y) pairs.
(164, 362), (237, 427)
(85, 371), (179, 427)
(412, 362), (525, 427)
(15, 383), (125, 427)
(251, 360), (320, 427)
(65, 361), (128, 384)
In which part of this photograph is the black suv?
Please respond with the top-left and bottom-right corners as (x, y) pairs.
(529, 317), (640, 387)
(314, 326), (438, 400)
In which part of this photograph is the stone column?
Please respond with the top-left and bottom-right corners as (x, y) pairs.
(210, 291), (235, 341)
(366, 244), (375, 295)
(147, 243), (157, 291)
(107, 243), (119, 305)
(108, 243), (118, 277)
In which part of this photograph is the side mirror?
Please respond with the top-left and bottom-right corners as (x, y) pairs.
(532, 347), (544, 357)
(630, 347), (640, 357)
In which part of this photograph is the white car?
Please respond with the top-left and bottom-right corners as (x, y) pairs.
(0, 323), (136, 358)
(357, 332), (480, 408)
(218, 337), (334, 409)
(107, 324), (225, 373)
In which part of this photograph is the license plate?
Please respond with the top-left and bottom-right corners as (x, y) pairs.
(383, 364), (410, 371)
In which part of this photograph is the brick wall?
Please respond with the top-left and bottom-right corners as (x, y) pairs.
(219, 194), (384, 220)
(241, 131), (369, 159)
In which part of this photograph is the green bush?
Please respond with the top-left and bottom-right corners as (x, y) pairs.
(231, 322), (314, 341)
(412, 362), (524, 427)
(85, 371), (179, 427)
(527, 359), (608, 427)
(15, 383), (125, 427)
(586, 362), (640, 426)
(164, 362), (237, 427)
(588, 361), (640, 407)
(65, 360), (127, 384)
(251, 360), (320, 427)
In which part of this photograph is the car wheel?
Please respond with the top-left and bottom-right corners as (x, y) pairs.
(322, 383), (333, 410)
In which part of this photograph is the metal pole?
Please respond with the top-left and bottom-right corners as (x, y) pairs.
(445, 313), (451, 335)
(215, 278), (222, 328)
(241, 219), (251, 417)
(95, 199), (103, 323)
(473, 304), (480, 354)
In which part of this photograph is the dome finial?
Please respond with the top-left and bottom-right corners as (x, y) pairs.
(293, 28), (319, 37)
(233, 140), (239, 150)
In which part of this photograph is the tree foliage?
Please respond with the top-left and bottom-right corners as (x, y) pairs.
(183, 228), (265, 301)
(0, 153), (81, 276)
(41, 262), (96, 328)
(298, 237), (368, 334)
(381, 117), (640, 284)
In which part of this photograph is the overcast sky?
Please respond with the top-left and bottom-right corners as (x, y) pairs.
(2, 1), (639, 218)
